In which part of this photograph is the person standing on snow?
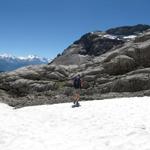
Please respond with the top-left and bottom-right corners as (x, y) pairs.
(73, 74), (82, 106)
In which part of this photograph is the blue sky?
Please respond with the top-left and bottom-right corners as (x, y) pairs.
(0, 0), (150, 59)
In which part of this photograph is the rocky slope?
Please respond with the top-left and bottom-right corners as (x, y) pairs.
(50, 31), (124, 66)
(51, 24), (150, 66)
(0, 25), (150, 108)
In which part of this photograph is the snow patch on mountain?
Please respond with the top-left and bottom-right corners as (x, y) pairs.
(123, 35), (137, 39)
(103, 34), (118, 39)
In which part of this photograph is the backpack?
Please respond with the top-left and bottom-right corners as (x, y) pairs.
(73, 76), (81, 88)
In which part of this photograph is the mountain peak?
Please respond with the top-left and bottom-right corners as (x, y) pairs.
(106, 24), (150, 36)
(0, 53), (15, 59)
(51, 24), (150, 66)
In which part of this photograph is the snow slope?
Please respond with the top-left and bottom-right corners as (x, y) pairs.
(0, 97), (150, 150)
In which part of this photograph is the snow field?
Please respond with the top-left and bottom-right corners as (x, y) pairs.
(0, 97), (150, 150)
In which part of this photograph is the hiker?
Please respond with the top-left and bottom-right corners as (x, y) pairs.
(73, 74), (82, 106)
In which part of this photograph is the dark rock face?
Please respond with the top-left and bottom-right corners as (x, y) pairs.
(106, 24), (150, 36)
(74, 32), (124, 56)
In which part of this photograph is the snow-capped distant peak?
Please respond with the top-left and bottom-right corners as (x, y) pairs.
(27, 55), (39, 59)
(0, 53), (48, 62)
(0, 53), (49, 72)
(0, 53), (14, 58)
(18, 55), (40, 60)
(17, 55), (49, 63)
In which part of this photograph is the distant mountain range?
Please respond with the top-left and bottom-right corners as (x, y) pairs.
(0, 54), (49, 72)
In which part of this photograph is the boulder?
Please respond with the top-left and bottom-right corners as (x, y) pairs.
(45, 71), (67, 81)
(111, 74), (150, 92)
(29, 82), (55, 92)
(103, 55), (136, 75)
(83, 75), (96, 82)
(82, 67), (104, 76)
(125, 43), (150, 67)
(55, 66), (69, 77)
